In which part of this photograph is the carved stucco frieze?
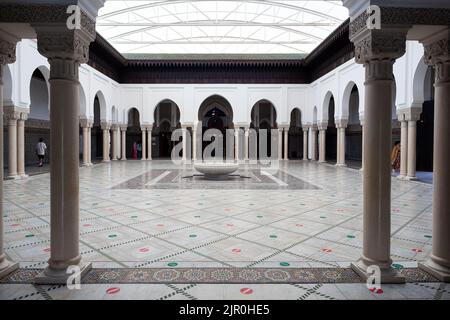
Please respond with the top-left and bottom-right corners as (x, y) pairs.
(0, 38), (17, 67)
(354, 30), (406, 64)
(349, 7), (450, 40)
(423, 32), (450, 84)
(35, 28), (95, 81)
(0, 5), (96, 37)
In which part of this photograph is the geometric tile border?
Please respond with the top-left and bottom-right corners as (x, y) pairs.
(0, 267), (438, 284)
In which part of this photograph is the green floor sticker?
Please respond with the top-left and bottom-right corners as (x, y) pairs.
(347, 235), (356, 239)
(168, 262), (178, 267)
(280, 262), (290, 266)
(25, 234), (34, 238)
(189, 234), (197, 238)
(269, 235), (278, 239)
(392, 263), (404, 269)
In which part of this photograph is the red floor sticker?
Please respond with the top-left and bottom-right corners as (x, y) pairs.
(240, 288), (253, 295)
(156, 224), (165, 227)
(11, 224), (20, 227)
(83, 224), (92, 227)
(369, 288), (383, 294)
(321, 248), (332, 253)
(139, 248), (149, 253)
(226, 224), (234, 227)
(43, 248), (51, 252)
(296, 224), (304, 227)
(412, 248), (423, 253)
(106, 287), (120, 295)
(232, 248), (241, 253)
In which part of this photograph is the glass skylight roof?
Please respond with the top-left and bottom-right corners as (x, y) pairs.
(97, 0), (349, 55)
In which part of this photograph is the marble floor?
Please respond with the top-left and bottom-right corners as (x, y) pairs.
(1, 160), (447, 300)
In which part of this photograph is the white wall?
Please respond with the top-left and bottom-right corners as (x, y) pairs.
(3, 39), (427, 128)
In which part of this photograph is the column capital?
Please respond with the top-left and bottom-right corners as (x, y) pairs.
(0, 30), (19, 67)
(34, 23), (96, 81)
(141, 125), (151, 131)
(302, 124), (310, 132)
(101, 122), (111, 130)
(3, 106), (23, 122)
(422, 29), (450, 66)
(317, 121), (328, 130)
(335, 118), (348, 129)
(79, 118), (93, 128)
(120, 124), (128, 131)
(352, 29), (407, 65)
(397, 108), (422, 122)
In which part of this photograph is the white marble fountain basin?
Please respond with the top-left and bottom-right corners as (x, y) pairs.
(194, 161), (239, 178)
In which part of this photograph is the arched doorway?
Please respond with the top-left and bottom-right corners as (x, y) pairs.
(345, 84), (362, 168)
(324, 93), (337, 162)
(250, 100), (277, 159)
(288, 108), (303, 159)
(126, 108), (141, 159)
(91, 93), (105, 162)
(417, 66), (434, 172)
(26, 67), (50, 167)
(153, 100), (180, 159)
(198, 95), (233, 159)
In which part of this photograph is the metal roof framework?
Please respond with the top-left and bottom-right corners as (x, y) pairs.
(97, 0), (349, 54)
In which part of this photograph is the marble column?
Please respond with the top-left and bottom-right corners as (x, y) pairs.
(34, 25), (97, 284)
(116, 127), (121, 160)
(121, 126), (127, 160)
(419, 31), (450, 282)
(311, 125), (318, 161)
(17, 113), (28, 177)
(302, 126), (309, 160)
(336, 119), (348, 167)
(406, 120), (417, 180)
(192, 125), (197, 161)
(278, 128), (283, 160)
(360, 119), (364, 172)
(399, 119), (408, 178)
(141, 126), (147, 160)
(283, 128), (289, 160)
(318, 122), (327, 163)
(234, 128), (240, 161)
(147, 126), (152, 160)
(87, 124), (93, 165)
(80, 119), (91, 166)
(350, 30), (407, 283)
(0, 34), (19, 279)
(101, 123), (111, 162)
(244, 126), (250, 161)
(182, 126), (188, 161)
(6, 112), (18, 179)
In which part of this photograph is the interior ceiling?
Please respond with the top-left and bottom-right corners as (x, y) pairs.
(97, 0), (349, 55)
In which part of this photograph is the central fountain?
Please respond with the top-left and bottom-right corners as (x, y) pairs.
(193, 161), (239, 180)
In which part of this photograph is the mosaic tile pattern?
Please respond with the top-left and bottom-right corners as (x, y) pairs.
(1, 267), (437, 285)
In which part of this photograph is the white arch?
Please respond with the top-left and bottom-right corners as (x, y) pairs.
(198, 94), (234, 123)
(249, 98), (278, 126)
(290, 107), (302, 127)
(153, 99), (181, 128)
(313, 106), (318, 124)
(94, 90), (107, 122)
(79, 85), (87, 118)
(2, 65), (13, 107)
(412, 57), (429, 105)
(321, 91), (335, 122)
(29, 67), (50, 121)
(341, 81), (359, 120)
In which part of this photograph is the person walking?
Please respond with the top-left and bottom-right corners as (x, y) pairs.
(36, 138), (47, 167)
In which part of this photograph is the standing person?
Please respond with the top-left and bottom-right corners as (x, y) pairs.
(391, 141), (401, 172)
(36, 138), (47, 167)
